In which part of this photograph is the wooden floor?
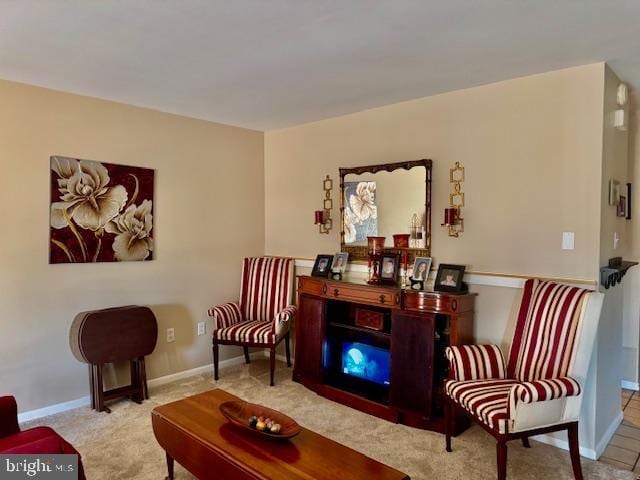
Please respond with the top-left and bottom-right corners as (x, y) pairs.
(600, 389), (640, 472)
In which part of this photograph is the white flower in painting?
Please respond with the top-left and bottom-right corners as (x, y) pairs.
(51, 160), (128, 231)
(106, 200), (154, 261)
(51, 156), (79, 190)
(349, 182), (377, 221)
(343, 208), (357, 244)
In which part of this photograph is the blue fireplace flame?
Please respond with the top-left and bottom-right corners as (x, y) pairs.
(342, 341), (390, 385)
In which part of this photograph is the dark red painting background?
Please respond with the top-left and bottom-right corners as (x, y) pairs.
(49, 158), (155, 264)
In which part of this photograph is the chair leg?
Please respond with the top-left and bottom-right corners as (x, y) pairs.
(285, 332), (292, 367)
(521, 436), (531, 448)
(243, 346), (251, 364)
(568, 422), (583, 480)
(445, 396), (453, 452)
(213, 343), (219, 381)
(497, 440), (507, 480)
(269, 347), (276, 386)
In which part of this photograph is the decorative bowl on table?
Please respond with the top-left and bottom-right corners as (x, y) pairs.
(219, 400), (301, 441)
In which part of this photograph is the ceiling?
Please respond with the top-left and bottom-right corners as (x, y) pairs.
(1, 1), (639, 130)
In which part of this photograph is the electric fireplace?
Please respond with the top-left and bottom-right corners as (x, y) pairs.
(323, 300), (393, 403)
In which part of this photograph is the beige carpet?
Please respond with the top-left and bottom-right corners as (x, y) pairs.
(24, 360), (633, 480)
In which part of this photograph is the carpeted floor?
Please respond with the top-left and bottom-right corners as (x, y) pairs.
(24, 360), (634, 480)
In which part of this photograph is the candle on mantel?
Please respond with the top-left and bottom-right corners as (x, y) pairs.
(402, 252), (408, 271)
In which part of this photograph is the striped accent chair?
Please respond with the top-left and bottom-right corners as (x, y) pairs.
(208, 257), (296, 386)
(444, 279), (604, 480)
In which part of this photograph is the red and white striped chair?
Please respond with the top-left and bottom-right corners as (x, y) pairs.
(208, 257), (296, 386)
(444, 279), (604, 480)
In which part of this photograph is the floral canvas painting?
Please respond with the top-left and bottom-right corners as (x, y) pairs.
(343, 181), (377, 243)
(49, 156), (155, 263)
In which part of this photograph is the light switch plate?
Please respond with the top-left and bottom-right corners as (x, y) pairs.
(166, 327), (175, 343)
(197, 322), (205, 336)
(614, 232), (620, 250)
(562, 232), (575, 250)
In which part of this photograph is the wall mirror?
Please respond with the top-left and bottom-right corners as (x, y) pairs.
(339, 159), (432, 262)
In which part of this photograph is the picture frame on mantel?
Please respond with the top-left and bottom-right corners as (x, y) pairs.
(379, 253), (400, 286)
(311, 254), (334, 277)
(434, 264), (467, 293)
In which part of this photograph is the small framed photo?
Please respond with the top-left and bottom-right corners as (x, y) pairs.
(331, 252), (349, 273)
(434, 264), (466, 293)
(311, 254), (334, 277)
(379, 254), (400, 285)
(618, 196), (627, 218)
(411, 257), (432, 282)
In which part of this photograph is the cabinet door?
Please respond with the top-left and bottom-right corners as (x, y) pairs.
(390, 310), (435, 417)
(293, 295), (326, 384)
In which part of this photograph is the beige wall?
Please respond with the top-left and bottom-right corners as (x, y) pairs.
(0, 80), (264, 412)
(265, 63), (605, 282)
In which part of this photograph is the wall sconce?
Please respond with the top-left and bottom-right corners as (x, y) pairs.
(442, 162), (464, 237)
(314, 175), (333, 234)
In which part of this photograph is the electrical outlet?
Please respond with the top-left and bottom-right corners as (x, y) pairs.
(166, 327), (175, 343)
(197, 322), (205, 336)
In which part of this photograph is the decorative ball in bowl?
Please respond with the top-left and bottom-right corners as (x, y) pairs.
(219, 400), (301, 440)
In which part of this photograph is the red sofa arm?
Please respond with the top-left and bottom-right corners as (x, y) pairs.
(0, 396), (20, 438)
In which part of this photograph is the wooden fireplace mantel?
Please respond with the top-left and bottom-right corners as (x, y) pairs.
(293, 275), (475, 434)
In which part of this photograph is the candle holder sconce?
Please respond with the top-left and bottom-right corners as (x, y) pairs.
(314, 175), (333, 234)
(442, 162), (465, 237)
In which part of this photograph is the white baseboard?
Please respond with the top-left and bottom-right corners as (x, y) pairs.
(532, 433), (597, 461)
(594, 411), (625, 458)
(17, 395), (91, 424)
(532, 411), (623, 461)
(17, 352), (258, 424)
(621, 380), (639, 391)
(146, 352), (261, 390)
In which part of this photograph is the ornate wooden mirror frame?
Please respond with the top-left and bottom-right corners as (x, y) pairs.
(339, 159), (432, 263)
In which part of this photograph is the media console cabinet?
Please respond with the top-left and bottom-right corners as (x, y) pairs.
(293, 275), (475, 434)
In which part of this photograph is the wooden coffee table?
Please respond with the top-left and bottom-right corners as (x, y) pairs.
(151, 389), (410, 480)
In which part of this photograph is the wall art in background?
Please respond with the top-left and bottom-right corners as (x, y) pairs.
(49, 156), (155, 263)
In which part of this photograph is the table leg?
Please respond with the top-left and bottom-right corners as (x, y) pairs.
(165, 452), (174, 480)
(141, 357), (149, 400)
(88, 365), (96, 410)
(96, 364), (111, 413)
(130, 359), (142, 404)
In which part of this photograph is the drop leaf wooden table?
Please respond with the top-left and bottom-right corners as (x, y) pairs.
(151, 389), (410, 480)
